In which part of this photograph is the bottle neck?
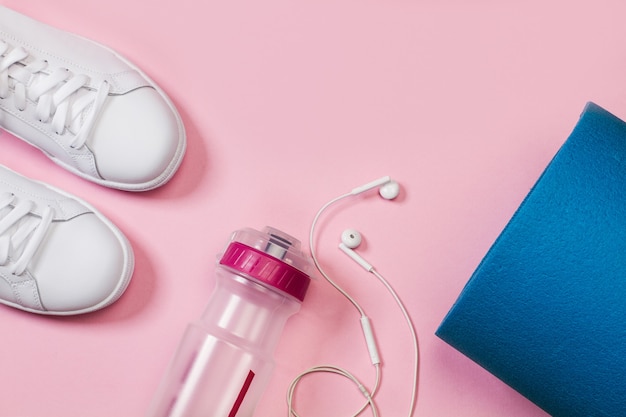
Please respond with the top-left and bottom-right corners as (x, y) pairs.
(201, 269), (301, 354)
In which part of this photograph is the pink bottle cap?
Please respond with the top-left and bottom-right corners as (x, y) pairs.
(219, 227), (312, 302)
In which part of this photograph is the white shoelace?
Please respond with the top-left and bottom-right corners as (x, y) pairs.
(0, 39), (110, 149)
(0, 192), (53, 276)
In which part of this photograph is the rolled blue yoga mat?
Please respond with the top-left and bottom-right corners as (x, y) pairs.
(437, 102), (626, 417)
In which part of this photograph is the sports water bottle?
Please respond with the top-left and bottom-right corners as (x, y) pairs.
(147, 226), (312, 417)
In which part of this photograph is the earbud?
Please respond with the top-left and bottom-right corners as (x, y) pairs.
(379, 180), (400, 200)
(339, 229), (374, 272)
(350, 176), (400, 200)
(341, 229), (362, 249)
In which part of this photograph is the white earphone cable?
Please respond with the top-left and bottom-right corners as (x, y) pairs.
(287, 364), (381, 417)
(308, 192), (367, 317)
(287, 189), (419, 416)
(371, 269), (419, 416)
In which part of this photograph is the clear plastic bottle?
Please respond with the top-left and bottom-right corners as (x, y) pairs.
(147, 227), (312, 417)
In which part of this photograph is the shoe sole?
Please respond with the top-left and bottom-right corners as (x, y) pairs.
(0, 167), (135, 315)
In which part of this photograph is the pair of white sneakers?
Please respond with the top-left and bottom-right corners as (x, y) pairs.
(0, 7), (186, 314)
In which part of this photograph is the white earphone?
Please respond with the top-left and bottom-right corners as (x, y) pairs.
(339, 229), (374, 272)
(349, 175), (400, 199)
(340, 228), (363, 248)
(339, 176), (400, 272)
(287, 176), (419, 417)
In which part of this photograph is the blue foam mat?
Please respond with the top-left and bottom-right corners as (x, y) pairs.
(436, 102), (626, 417)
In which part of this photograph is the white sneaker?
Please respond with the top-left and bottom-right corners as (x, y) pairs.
(0, 7), (186, 191)
(0, 165), (134, 315)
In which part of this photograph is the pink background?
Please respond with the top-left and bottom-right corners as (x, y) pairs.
(1, 1), (626, 416)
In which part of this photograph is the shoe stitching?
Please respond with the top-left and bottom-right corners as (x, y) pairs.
(11, 279), (43, 310)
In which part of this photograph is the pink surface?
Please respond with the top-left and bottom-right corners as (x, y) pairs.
(1, 1), (625, 416)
